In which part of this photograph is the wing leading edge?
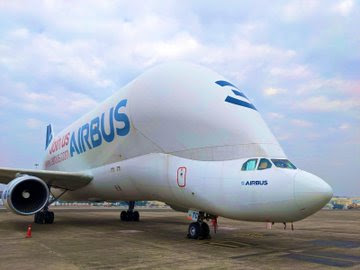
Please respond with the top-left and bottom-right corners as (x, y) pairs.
(0, 167), (92, 190)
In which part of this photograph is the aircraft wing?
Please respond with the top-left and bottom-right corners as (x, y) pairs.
(0, 167), (93, 190)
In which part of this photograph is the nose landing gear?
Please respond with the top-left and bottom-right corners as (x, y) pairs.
(188, 221), (210, 239)
(187, 211), (215, 240)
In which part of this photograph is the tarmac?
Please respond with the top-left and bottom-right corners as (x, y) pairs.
(0, 207), (359, 270)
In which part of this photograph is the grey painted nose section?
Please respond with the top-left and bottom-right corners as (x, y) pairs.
(294, 170), (333, 213)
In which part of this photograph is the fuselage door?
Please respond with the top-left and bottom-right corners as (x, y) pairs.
(177, 167), (187, 188)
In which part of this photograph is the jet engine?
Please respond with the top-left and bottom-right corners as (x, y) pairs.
(1, 175), (49, 215)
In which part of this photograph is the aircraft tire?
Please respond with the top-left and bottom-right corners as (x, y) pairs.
(34, 213), (39, 224)
(133, 211), (140, 222)
(200, 222), (210, 239)
(188, 222), (201, 239)
(50, 212), (55, 223)
(120, 210), (128, 221)
(44, 212), (50, 224)
(45, 211), (54, 224)
(34, 212), (45, 224)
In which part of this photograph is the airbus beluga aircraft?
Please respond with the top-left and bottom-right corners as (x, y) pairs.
(0, 62), (332, 239)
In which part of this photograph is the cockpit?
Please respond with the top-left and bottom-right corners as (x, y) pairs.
(271, 159), (296, 169)
(241, 158), (297, 171)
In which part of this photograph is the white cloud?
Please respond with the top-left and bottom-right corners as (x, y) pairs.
(339, 123), (350, 130)
(291, 119), (313, 128)
(229, 39), (296, 63)
(0, 1), (302, 101)
(332, 0), (354, 16)
(297, 96), (360, 112)
(305, 132), (322, 140)
(0, 96), (10, 106)
(235, 22), (265, 38)
(268, 112), (284, 120)
(282, 1), (320, 22)
(277, 133), (292, 141)
(269, 125), (292, 141)
(13, 88), (98, 118)
(296, 78), (360, 96)
(8, 28), (30, 40)
(1, 32), (114, 92)
(67, 93), (99, 112)
(263, 87), (287, 96)
(26, 118), (44, 129)
(133, 32), (200, 66)
(270, 65), (311, 79)
(24, 91), (55, 103)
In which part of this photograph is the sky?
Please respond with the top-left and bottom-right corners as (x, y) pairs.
(0, 0), (359, 196)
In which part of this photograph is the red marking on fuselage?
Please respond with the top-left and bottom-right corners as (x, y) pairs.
(49, 132), (70, 155)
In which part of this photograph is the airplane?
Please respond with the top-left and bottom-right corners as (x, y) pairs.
(0, 62), (333, 239)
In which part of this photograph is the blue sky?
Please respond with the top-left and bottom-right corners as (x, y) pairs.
(0, 1), (359, 196)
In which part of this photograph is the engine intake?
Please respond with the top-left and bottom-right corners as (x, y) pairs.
(1, 175), (49, 215)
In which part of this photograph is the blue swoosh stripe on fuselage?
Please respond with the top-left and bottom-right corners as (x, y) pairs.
(216, 80), (249, 99)
(225, 96), (257, 111)
(232, 89), (249, 100)
(215, 80), (238, 89)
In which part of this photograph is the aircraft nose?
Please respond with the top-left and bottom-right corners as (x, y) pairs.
(294, 170), (333, 213)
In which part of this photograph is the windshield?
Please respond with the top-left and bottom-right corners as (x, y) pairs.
(271, 159), (297, 169)
(258, 158), (272, 170)
(241, 159), (258, 171)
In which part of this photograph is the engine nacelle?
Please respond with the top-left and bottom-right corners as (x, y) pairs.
(1, 175), (49, 215)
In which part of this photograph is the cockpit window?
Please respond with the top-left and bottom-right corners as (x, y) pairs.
(271, 159), (297, 169)
(241, 159), (258, 171)
(257, 158), (272, 170)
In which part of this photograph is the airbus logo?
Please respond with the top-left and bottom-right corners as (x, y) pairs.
(241, 180), (268, 186)
(215, 80), (257, 111)
(69, 99), (130, 157)
(45, 99), (131, 169)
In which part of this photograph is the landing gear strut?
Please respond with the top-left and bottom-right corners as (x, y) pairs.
(34, 188), (67, 224)
(187, 212), (212, 240)
(34, 206), (54, 224)
(120, 201), (140, 222)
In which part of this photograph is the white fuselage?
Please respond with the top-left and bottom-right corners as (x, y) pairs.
(44, 62), (333, 223)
